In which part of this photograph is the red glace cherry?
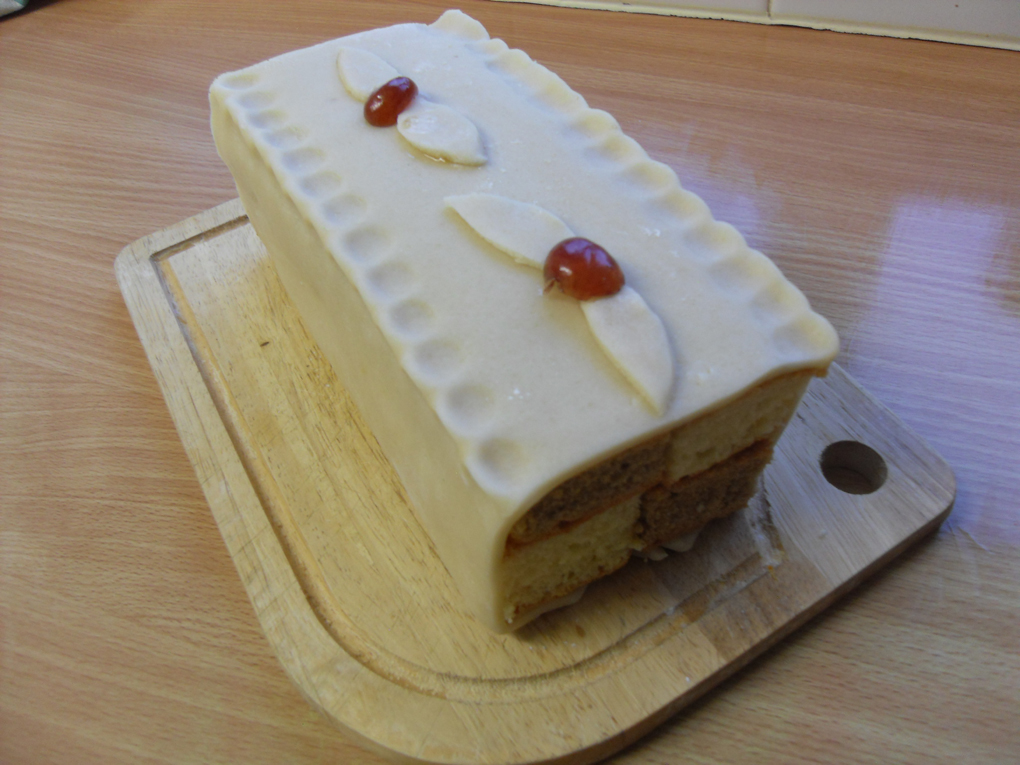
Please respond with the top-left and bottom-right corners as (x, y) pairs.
(364, 77), (418, 127)
(544, 238), (625, 300)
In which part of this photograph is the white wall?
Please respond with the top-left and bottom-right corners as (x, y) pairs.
(489, 0), (1020, 50)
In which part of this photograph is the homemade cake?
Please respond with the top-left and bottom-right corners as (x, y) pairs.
(209, 10), (839, 632)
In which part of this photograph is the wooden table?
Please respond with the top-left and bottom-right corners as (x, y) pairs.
(2, 1), (1017, 762)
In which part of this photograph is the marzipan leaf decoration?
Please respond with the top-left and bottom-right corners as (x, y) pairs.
(445, 193), (675, 414)
(337, 47), (486, 166)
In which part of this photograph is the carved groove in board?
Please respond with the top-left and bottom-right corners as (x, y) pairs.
(149, 213), (250, 263)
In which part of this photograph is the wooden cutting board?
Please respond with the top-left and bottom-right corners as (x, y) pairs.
(115, 199), (955, 765)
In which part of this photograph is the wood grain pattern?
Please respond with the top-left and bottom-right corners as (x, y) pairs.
(2, 1), (1019, 763)
(114, 202), (953, 763)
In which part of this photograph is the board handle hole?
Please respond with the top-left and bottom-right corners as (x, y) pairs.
(820, 441), (887, 494)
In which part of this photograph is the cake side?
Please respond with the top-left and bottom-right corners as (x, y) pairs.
(210, 10), (838, 630)
(210, 88), (515, 631)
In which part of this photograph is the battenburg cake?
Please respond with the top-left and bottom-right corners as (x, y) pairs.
(210, 10), (839, 632)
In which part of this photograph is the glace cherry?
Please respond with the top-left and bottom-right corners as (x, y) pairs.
(544, 238), (625, 300)
(364, 77), (418, 127)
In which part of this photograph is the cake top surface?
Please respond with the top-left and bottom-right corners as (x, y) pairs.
(211, 10), (838, 519)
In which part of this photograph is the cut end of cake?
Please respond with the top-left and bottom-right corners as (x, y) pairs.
(500, 368), (817, 628)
